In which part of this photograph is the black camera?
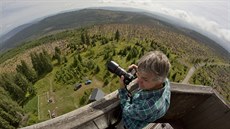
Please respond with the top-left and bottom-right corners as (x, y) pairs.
(107, 61), (136, 85)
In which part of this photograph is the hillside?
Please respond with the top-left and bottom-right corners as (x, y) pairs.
(1, 9), (229, 57)
(0, 9), (229, 128)
(0, 9), (158, 52)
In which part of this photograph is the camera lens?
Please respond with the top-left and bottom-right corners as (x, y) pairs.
(107, 61), (119, 73)
(107, 61), (136, 85)
(107, 61), (126, 77)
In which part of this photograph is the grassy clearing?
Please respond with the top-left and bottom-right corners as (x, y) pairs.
(33, 68), (114, 121)
(23, 96), (39, 125)
(36, 76), (115, 121)
(24, 96), (38, 114)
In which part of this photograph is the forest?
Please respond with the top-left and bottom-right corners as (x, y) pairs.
(0, 23), (229, 128)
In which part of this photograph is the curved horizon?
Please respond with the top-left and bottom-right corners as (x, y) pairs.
(1, 0), (229, 52)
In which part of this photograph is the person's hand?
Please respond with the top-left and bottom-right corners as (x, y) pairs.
(128, 64), (138, 72)
(119, 64), (138, 89)
(119, 75), (125, 89)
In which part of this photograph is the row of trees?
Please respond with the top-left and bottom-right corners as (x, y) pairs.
(0, 73), (34, 105)
(0, 49), (53, 128)
(30, 50), (53, 77)
(0, 87), (24, 129)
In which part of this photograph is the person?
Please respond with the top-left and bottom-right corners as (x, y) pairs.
(118, 50), (171, 129)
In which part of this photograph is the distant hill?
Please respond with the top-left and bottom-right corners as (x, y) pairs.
(1, 8), (229, 58)
(0, 23), (33, 43)
(0, 9), (155, 52)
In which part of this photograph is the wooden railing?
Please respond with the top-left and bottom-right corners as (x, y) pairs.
(21, 82), (230, 129)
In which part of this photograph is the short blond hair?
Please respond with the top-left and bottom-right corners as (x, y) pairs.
(137, 51), (170, 82)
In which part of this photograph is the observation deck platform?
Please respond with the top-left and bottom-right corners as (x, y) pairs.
(21, 81), (230, 129)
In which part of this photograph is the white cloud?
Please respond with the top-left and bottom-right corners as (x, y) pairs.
(160, 7), (230, 52)
(100, 0), (230, 52)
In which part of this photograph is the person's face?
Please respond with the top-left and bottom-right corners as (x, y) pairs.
(136, 70), (162, 90)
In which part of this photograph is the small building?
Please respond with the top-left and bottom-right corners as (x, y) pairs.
(89, 88), (105, 102)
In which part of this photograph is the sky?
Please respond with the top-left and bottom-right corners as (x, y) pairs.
(0, 0), (230, 52)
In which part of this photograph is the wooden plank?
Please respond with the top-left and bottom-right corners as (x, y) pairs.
(74, 121), (98, 129)
(170, 83), (213, 94)
(183, 95), (230, 129)
(209, 111), (230, 129)
(93, 114), (109, 129)
(161, 92), (210, 120)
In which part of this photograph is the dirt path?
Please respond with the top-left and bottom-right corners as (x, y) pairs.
(182, 63), (205, 84)
(38, 95), (40, 120)
(181, 62), (230, 84)
(181, 66), (196, 84)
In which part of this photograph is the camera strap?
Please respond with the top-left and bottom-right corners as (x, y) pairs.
(125, 85), (133, 104)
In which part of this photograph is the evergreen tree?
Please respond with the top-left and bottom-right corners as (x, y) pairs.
(78, 54), (82, 62)
(30, 52), (42, 76)
(0, 74), (25, 103)
(14, 73), (30, 94)
(126, 53), (132, 61)
(139, 47), (145, 58)
(112, 49), (116, 56)
(0, 87), (23, 129)
(55, 46), (61, 54)
(79, 91), (89, 106)
(0, 110), (18, 128)
(30, 50), (53, 77)
(42, 50), (53, 72)
(0, 116), (13, 129)
(103, 52), (109, 60)
(81, 33), (86, 44)
(91, 38), (96, 47)
(101, 37), (108, 44)
(14, 73), (36, 99)
(54, 47), (62, 64)
(103, 79), (109, 86)
(56, 54), (62, 65)
(72, 55), (79, 68)
(94, 65), (100, 74)
(128, 46), (139, 59)
(115, 29), (120, 42)
(85, 32), (90, 45)
(16, 60), (37, 83)
(63, 56), (68, 63)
